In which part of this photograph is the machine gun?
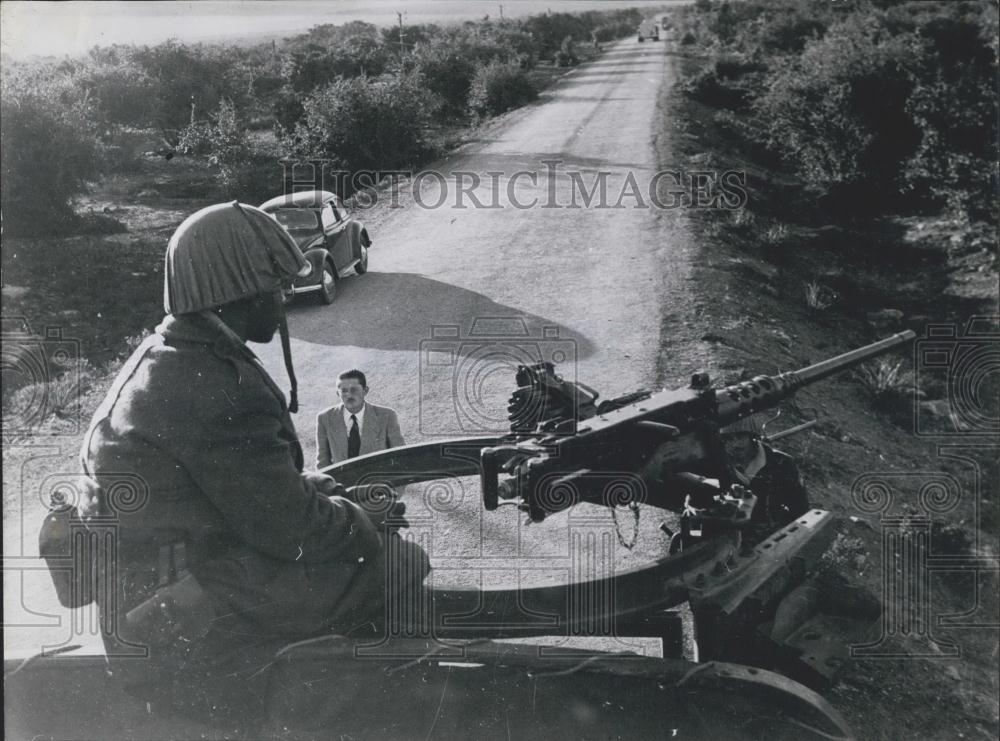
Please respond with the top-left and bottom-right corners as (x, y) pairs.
(482, 331), (915, 522)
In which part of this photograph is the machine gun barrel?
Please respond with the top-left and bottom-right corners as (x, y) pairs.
(783, 330), (916, 387)
(481, 332), (915, 518)
(715, 330), (915, 426)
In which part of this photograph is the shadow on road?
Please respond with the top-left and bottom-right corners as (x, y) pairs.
(539, 95), (645, 104)
(287, 272), (596, 359)
(592, 46), (658, 61)
(545, 75), (653, 87)
(564, 63), (663, 77)
(467, 150), (656, 174)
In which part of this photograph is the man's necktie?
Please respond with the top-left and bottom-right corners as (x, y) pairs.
(348, 414), (360, 459)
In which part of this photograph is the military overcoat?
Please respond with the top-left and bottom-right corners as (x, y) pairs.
(82, 311), (386, 643)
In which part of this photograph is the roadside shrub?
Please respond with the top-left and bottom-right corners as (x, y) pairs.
(754, 15), (922, 210)
(285, 36), (390, 93)
(272, 86), (306, 134)
(76, 46), (159, 128)
(593, 25), (620, 43)
(289, 73), (434, 174)
(411, 43), (477, 118)
(177, 119), (215, 156)
(705, 1), (996, 219)
(758, 13), (828, 54)
(684, 53), (767, 110)
(0, 69), (103, 236)
(380, 23), (440, 50)
(854, 357), (914, 414)
(522, 12), (588, 60)
(901, 15), (998, 217)
(180, 99), (281, 201)
(555, 36), (579, 67)
(132, 42), (243, 131)
(712, 1), (740, 44)
(520, 9), (639, 60)
(484, 25), (540, 68)
(468, 60), (537, 118)
(803, 281), (836, 311)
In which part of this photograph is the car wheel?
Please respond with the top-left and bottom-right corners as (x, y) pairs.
(318, 262), (336, 305)
(355, 245), (369, 275)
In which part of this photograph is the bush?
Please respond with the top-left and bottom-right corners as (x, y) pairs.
(272, 86), (306, 134)
(758, 14), (828, 54)
(289, 73), (434, 174)
(468, 60), (538, 118)
(179, 99), (281, 201)
(854, 357), (914, 414)
(687, 0), (996, 219)
(683, 53), (768, 110)
(902, 15), (998, 217)
(754, 14), (922, 209)
(593, 25), (619, 43)
(131, 42), (244, 131)
(0, 69), (103, 236)
(520, 9), (640, 60)
(555, 36), (579, 67)
(411, 43), (477, 118)
(77, 46), (159, 128)
(285, 35), (390, 93)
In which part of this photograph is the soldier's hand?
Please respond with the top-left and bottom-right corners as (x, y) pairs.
(344, 483), (408, 531)
(303, 471), (346, 498)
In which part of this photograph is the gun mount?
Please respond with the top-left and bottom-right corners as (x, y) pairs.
(482, 331), (915, 521)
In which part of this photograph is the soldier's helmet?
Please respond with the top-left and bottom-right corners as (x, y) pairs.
(164, 201), (309, 314)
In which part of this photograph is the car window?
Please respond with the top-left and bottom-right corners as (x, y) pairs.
(321, 204), (341, 229)
(274, 209), (319, 230)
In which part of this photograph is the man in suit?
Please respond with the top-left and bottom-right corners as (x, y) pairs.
(316, 369), (405, 468)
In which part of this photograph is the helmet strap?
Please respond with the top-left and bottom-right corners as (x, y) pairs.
(277, 299), (299, 413)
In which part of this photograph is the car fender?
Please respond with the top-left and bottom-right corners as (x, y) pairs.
(303, 248), (331, 281)
(344, 220), (369, 261)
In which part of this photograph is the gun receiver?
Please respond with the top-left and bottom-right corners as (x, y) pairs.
(482, 331), (915, 520)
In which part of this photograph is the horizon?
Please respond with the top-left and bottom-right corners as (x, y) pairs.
(1, 0), (686, 60)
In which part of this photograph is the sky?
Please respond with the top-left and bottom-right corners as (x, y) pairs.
(1, 0), (685, 59)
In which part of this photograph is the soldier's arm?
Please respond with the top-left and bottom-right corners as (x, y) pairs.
(183, 396), (380, 565)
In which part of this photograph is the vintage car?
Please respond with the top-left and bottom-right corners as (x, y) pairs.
(637, 19), (660, 42)
(259, 190), (371, 304)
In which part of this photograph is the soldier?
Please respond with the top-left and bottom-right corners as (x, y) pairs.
(69, 201), (428, 708)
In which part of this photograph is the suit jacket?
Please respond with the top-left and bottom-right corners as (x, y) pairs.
(316, 402), (405, 468)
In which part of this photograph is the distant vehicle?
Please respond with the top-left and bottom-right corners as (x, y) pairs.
(259, 190), (371, 305)
(637, 20), (660, 42)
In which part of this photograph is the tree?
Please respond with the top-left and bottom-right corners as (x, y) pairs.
(1, 67), (103, 235)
